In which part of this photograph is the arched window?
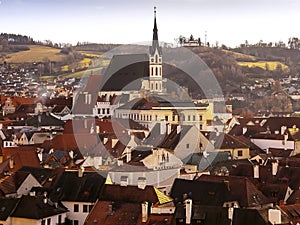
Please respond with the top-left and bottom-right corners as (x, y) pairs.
(156, 83), (158, 90)
(156, 67), (158, 76)
(151, 67), (154, 76)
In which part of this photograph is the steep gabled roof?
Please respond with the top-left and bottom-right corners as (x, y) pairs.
(276, 166), (300, 190)
(102, 54), (149, 91)
(18, 166), (56, 185)
(100, 184), (170, 204)
(232, 208), (271, 225)
(11, 112), (64, 127)
(143, 123), (193, 150)
(51, 133), (99, 152)
(260, 182), (289, 204)
(50, 171), (105, 202)
(201, 131), (249, 149)
(197, 175), (271, 208)
(2, 146), (41, 171)
(84, 201), (141, 225)
(279, 204), (300, 224)
(0, 198), (20, 221)
(11, 195), (67, 219)
(185, 151), (231, 171)
(0, 171), (31, 195)
(170, 178), (229, 205)
(175, 204), (231, 225)
(286, 189), (300, 204)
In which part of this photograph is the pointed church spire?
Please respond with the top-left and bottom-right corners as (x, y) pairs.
(150, 6), (161, 55)
(153, 6), (158, 41)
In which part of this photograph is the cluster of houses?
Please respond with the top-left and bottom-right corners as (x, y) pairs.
(0, 63), (79, 100)
(1, 7), (300, 225)
(1, 92), (300, 224)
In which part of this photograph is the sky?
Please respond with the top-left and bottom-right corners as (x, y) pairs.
(1, 0), (300, 47)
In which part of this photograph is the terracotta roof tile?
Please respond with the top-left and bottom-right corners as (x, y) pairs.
(100, 184), (160, 204)
(2, 146), (41, 171)
(197, 175), (271, 207)
(84, 201), (141, 225)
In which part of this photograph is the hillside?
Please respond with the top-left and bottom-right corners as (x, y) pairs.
(2, 42), (300, 97)
(0, 45), (67, 63)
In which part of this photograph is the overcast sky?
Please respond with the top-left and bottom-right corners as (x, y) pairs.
(1, 0), (300, 47)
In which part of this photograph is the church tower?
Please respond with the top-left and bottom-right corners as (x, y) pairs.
(149, 7), (163, 93)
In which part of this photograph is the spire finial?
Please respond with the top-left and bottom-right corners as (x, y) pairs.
(152, 6), (158, 41)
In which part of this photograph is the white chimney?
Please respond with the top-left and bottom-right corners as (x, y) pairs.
(112, 139), (118, 148)
(281, 126), (287, 135)
(167, 123), (172, 135)
(117, 159), (123, 166)
(253, 165), (259, 179)
(90, 124), (95, 134)
(185, 199), (192, 224)
(142, 201), (149, 223)
(9, 158), (14, 169)
(228, 207), (234, 220)
(272, 161), (279, 176)
(43, 191), (48, 204)
(177, 125), (181, 134)
(284, 133), (288, 144)
(37, 150), (43, 162)
(103, 137), (108, 145)
(242, 127), (247, 135)
(96, 125), (100, 134)
(126, 147), (132, 163)
(78, 166), (84, 177)
(160, 120), (166, 135)
(268, 209), (281, 225)
(69, 150), (74, 159)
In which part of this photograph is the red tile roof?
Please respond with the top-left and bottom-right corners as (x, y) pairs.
(197, 175), (271, 208)
(84, 200), (141, 225)
(100, 184), (161, 204)
(0, 171), (30, 195)
(2, 146), (41, 171)
(0, 96), (39, 106)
